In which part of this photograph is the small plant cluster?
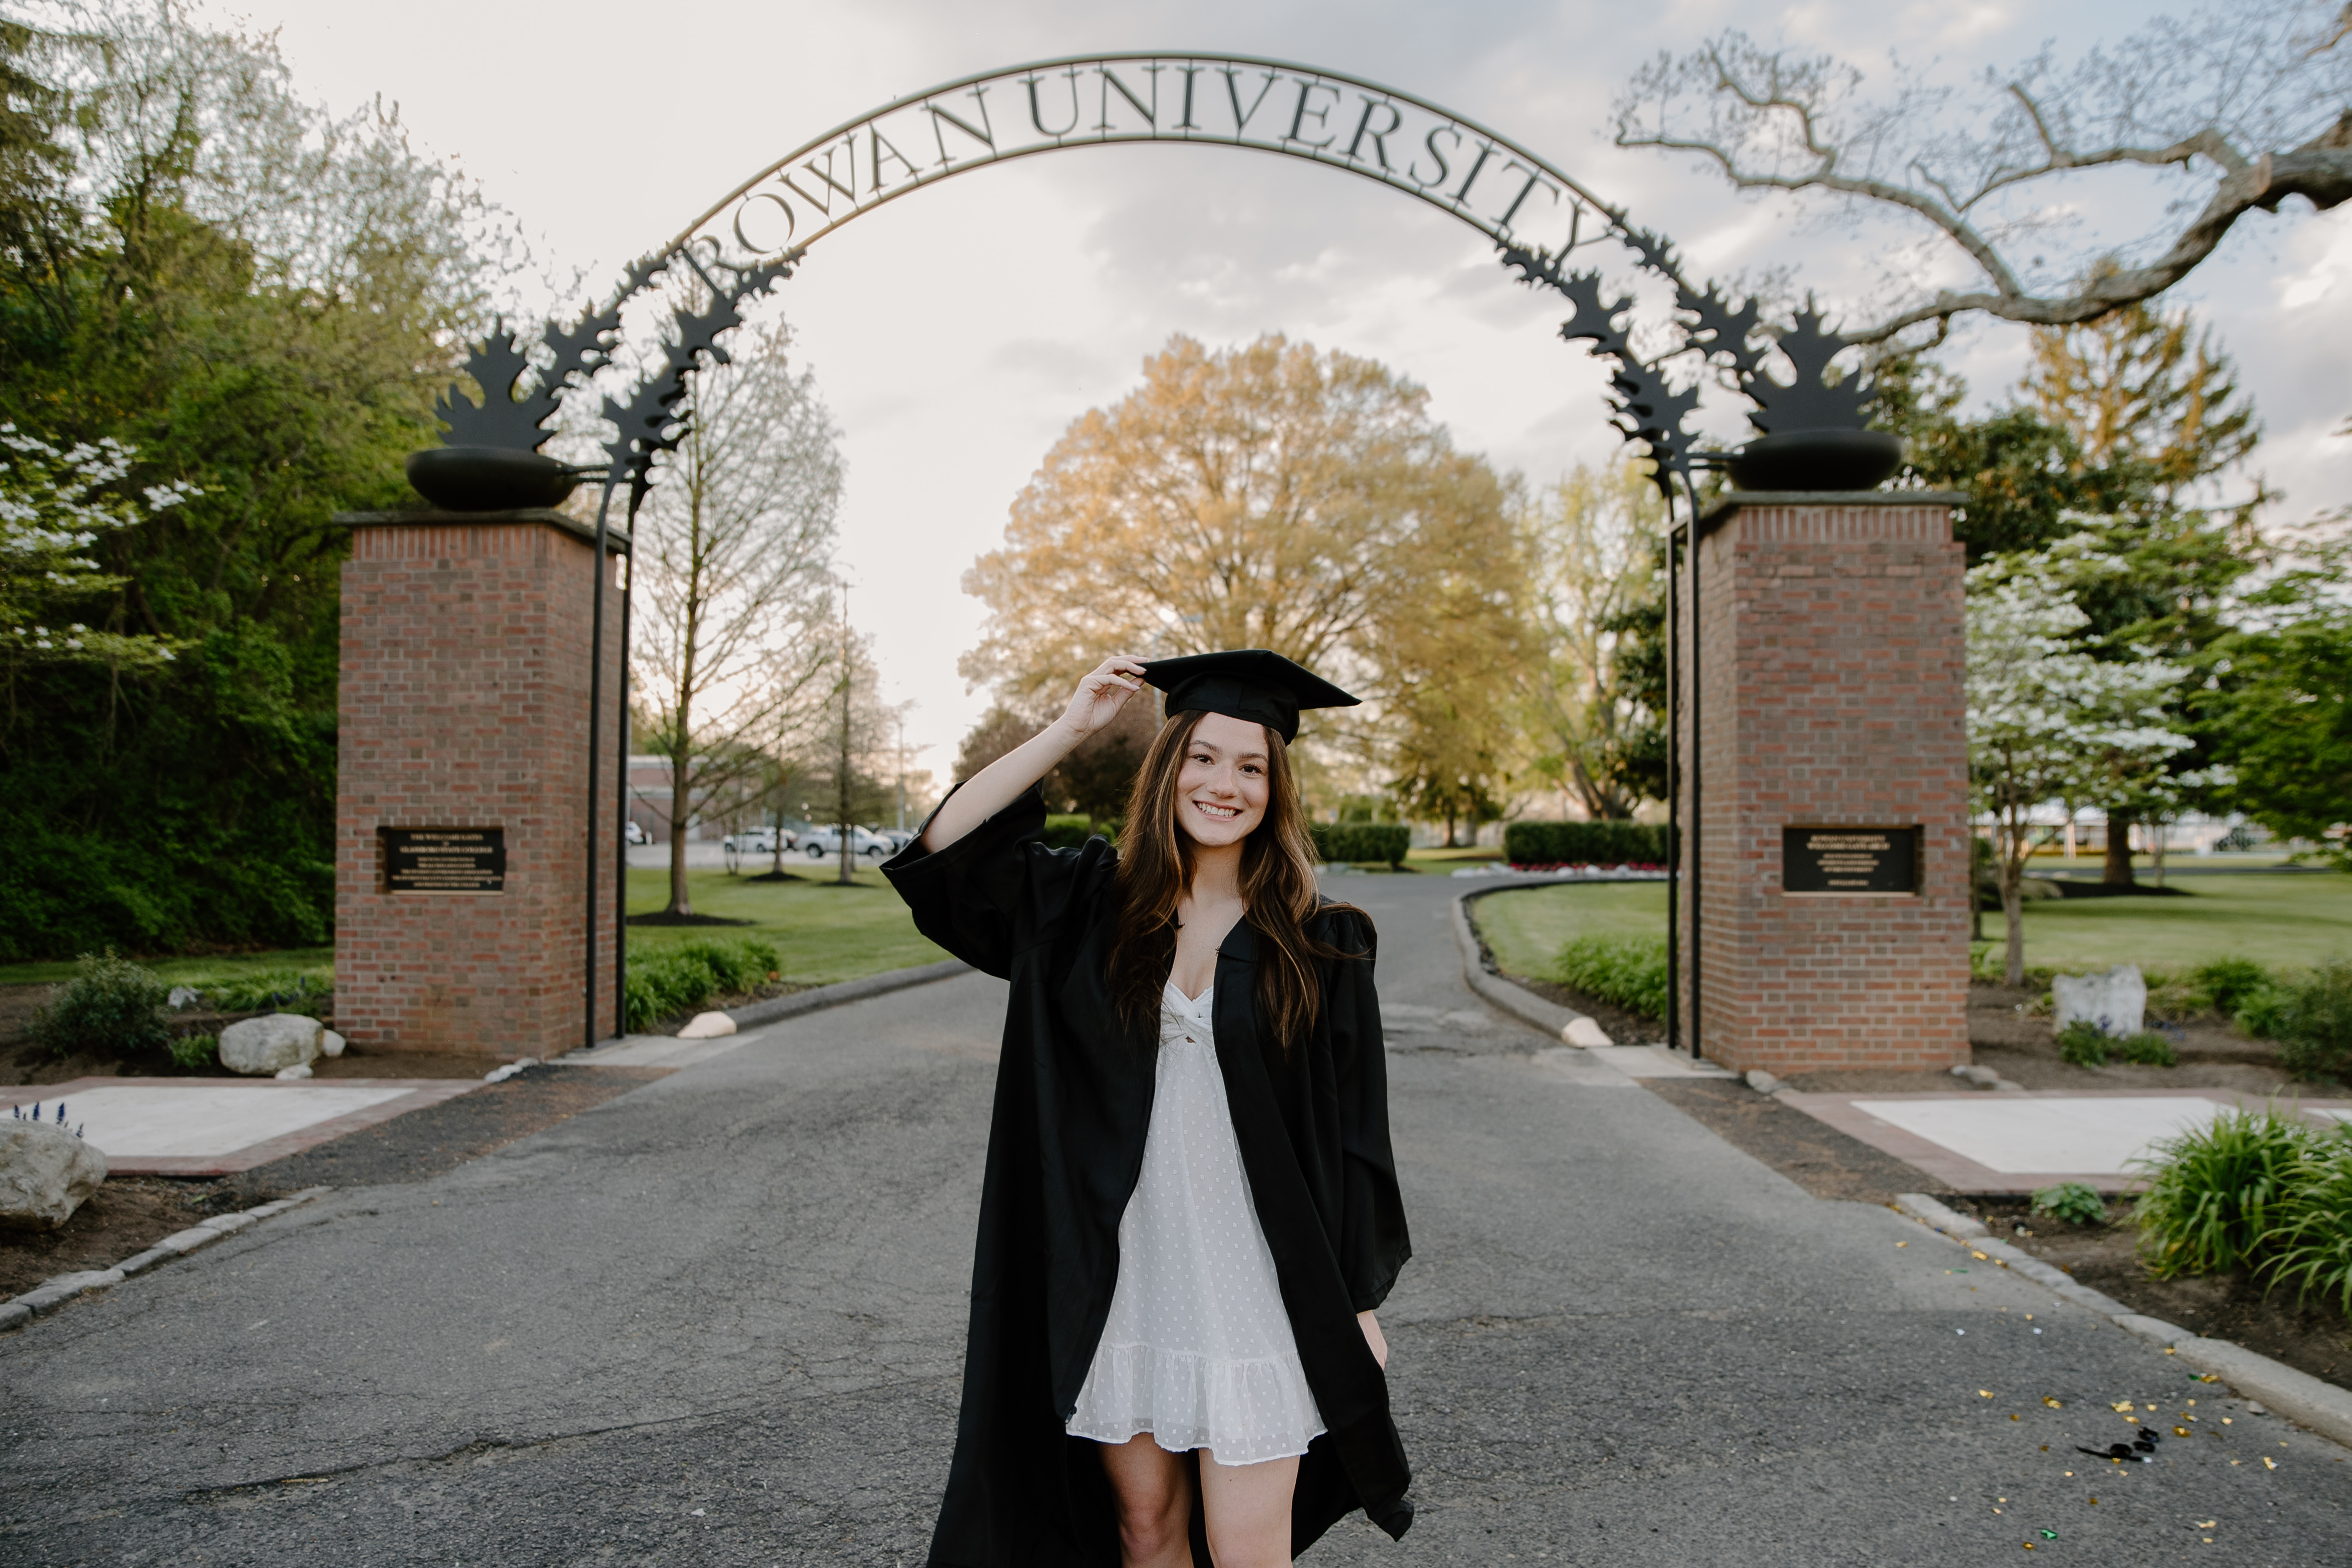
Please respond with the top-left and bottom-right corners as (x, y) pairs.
(8, 1100), (83, 1138)
(1042, 815), (1122, 851)
(2055, 1019), (2178, 1068)
(193, 968), (332, 1014)
(2031, 1181), (2109, 1227)
(1308, 823), (1410, 867)
(2134, 1108), (2352, 1312)
(1546, 933), (1669, 1019)
(623, 938), (782, 1033)
(1502, 820), (1669, 869)
(2167, 956), (2352, 1082)
(31, 950), (171, 1058)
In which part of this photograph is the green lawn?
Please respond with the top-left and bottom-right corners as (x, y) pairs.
(626, 866), (948, 985)
(1471, 884), (1668, 976)
(0, 947), (336, 988)
(1470, 871), (2352, 978)
(0, 868), (946, 991)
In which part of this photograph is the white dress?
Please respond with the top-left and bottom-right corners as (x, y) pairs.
(1065, 982), (1327, 1464)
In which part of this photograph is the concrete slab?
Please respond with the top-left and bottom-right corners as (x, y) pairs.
(1779, 1089), (2352, 1192)
(0, 1078), (481, 1175)
(1589, 1043), (1737, 1078)
(565, 1033), (750, 1069)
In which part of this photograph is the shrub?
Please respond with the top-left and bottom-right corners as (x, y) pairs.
(622, 938), (781, 1033)
(2258, 1131), (2352, 1314)
(1546, 933), (1669, 1018)
(1041, 815), (1105, 850)
(2274, 958), (2352, 1082)
(2189, 957), (2276, 1017)
(2032, 1181), (2108, 1227)
(2234, 983), (2294, 1041)
(2055, 1020), (2178, 1067)
(192, 967), (334, 1014)
(167, 1032), (218, 1071)
(1502, 820), (1669, 867)
(31, 950), (171, 1058)
(2133, 1107), (2317, 1278)
(1308, 823), (1410, 867)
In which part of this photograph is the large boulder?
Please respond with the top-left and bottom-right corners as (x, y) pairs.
(0, 1119), (108, 1230)
(2053, 965), (2147, 1038)
(219, 1013), (325, 1076)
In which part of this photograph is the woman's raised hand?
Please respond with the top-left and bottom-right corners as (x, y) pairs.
(1058, 656), (1147, 740)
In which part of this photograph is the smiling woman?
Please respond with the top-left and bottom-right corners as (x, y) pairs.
(882, 650), (1413, 1565)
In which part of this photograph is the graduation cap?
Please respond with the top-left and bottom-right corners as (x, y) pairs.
(1140, 649), (1360, 744)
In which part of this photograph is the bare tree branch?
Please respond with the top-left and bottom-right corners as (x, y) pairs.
(1614, 4), (2352, 346)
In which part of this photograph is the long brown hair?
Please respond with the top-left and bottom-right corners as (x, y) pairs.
(1107, 709), (1365, 1048)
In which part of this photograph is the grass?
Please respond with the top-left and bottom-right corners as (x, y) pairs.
(1998, 872), (2352, 972)
(1469, 883), (1668, 976)
(0, 947), (337, 988)
(1406, 845), (1504, 867)
(0, 867), (945, 993)
(625, 866), (947, 985)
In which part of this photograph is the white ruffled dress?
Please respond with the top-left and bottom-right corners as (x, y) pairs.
(1065, 982), (1327, 1464)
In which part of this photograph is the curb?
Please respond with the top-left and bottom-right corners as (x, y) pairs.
(1891, 1192), (2352, 1451)
(1, 1186), (331, 1334)
(1449, 891), (1611, 1046)
(725, 958), (972, 1030)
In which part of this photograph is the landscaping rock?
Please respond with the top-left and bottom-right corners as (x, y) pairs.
(2051, 965), (2146, 1037)
(0, 1120), (108, 1230)
(274, 1062), (313, 1080)
(219, 1014), (324, 1076)
(677, 1011), (738, 1040)
(320, 1029), (346, 1058)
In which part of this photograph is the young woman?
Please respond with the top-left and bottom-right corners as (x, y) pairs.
(884, 650), (1413, 1567)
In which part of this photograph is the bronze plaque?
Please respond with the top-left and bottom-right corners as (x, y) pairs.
(1783, 826), (1918, 895)
(382, 827), (506, 894)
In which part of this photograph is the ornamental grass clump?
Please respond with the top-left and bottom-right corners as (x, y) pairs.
(622, 938), (782, 1033)
(2257, 1129), (2352, 1314)
(31, 949), (170, 1058)
(2055, 1020), (2177, 1068)
(2132, 1107), (2316, 1278)
(1546, 933), (1669, 1019)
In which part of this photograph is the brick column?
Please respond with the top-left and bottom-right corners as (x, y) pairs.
(333, 509), (625, 1058)
(1677, 491), (1971, 1075)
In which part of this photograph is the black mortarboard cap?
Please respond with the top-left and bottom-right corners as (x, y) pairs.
(1140, 649), (1359, 744)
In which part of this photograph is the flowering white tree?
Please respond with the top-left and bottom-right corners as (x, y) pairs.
(0, 426), (197, 670)
(1967, 553), (2190, 984)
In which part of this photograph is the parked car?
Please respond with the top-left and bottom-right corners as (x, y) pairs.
(801, 824), (891, 860)
(722, 825), (795, 856)
(624, 820), (650, 846)
(876, 828), (916, 853)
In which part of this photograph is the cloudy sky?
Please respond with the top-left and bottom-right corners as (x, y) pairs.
(211, 0), (2348, 773)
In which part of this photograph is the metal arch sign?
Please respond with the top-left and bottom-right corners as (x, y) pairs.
(669, 53), (1629, 264)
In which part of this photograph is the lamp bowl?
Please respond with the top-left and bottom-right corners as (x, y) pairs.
(1726, 428), (1904, 492)
(405, 446), (581, 512)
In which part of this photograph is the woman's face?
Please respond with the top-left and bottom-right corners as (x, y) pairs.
(1172, 712), (1272, 848)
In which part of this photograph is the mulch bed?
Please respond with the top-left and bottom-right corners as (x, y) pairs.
(1950, 1195), (2352, 1396)
(1641, 1077), (1958, 1204)
(1, 1064), (668, 1301)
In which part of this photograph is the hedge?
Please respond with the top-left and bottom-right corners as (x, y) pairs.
(1501, 820), (1670, 867)
(1042, 815), (1120, 849)
(1309, 824), (1410, 867)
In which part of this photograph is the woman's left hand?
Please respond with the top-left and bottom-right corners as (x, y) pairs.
(1357, 1309), (1388, 1369)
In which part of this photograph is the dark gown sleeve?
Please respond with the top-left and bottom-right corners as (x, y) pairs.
(880, 782), (1102, 978)
(1324, 910), (1411, 1312)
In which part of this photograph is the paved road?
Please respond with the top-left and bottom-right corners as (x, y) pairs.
(6, 873), (2348, 1564)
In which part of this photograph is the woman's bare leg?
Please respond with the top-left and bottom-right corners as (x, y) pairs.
(1098, 1434), (1193, 1567)
(1198, 1450), (1299, 1568)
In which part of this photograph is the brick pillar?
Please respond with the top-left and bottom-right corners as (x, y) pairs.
(1677, 491), (1971, 1075)
(333, 509), (625, 1058)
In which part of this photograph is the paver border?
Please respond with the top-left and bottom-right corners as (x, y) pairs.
(0, 1079), (486, 1176)
(1784, 1089), (2352, 1194)
(1890, 1192), (2352, 1452)
(0, 1186), (332, 1335)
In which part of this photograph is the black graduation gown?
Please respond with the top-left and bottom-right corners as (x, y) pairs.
(882, 785), (1414, 1564)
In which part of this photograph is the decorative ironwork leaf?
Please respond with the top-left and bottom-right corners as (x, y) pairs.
(435, 320), (555, 451)
(1746, 303), (1871, 434)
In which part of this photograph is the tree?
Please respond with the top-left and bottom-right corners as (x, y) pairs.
(1967, 554), (2190, 984)
(1615, 5), (2352, 350)
(1515, 461), (1664, 820)
(955, 691), (1157, 828)
(0, 425), (194, 677)
(2022, 294), (2259, 500)
(2199, 546), (2352, 870)
(0, 2), (506, 959)
(630, 314), (843, 914)
(961, 333), (1526, 833)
